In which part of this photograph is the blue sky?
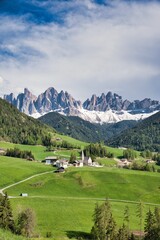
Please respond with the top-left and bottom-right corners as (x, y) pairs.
(0, 0), (160, 101)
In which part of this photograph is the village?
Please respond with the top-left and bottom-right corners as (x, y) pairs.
(44, 151), (103, 172)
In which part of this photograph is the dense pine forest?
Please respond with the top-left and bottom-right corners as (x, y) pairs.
(0, 98), (55, 145)
(107, 111), (160, 152)
(39, 111), (137, 143)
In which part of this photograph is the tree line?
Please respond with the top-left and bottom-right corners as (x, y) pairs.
(84, 143), (114, 159)
(91, 199), (160, 240)
(5, 148), (35, 160)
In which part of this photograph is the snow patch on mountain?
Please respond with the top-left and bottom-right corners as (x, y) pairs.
(31, 107), (158, 124)
(68, 108), (158, 124)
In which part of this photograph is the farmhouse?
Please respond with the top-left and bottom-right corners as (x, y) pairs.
(44, 156), (58, 165)
(55, 159), (68, 169)
(0, 148), (5, 155)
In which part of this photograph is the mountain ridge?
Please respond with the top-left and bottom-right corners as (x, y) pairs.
(106, 111), (160, 152)
(4, 87), (160, 123)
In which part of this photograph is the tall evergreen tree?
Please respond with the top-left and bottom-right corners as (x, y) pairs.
(144, 209), (157, 240)
(0, 193), (14, 231)
(116, 224), (129, 240)
(124, 205), (130, 232)
(136, 201), (144, 240)
(91, 199), (116, 240)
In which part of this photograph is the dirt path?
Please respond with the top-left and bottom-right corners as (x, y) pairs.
(1, 171), (160, 207)
(0, 170), (53, 196)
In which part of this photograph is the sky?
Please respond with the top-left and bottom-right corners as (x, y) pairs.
(0, 0), (160, 102)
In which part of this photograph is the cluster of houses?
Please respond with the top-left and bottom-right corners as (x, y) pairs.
(44, 151), (102, 172)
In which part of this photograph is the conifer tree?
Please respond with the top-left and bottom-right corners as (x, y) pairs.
(116, 224), (129, 240)
(144, 209), (156, 240)
(0, 193), (14, 231)
(124, 205), (130, 232)
(91, 199), (116, 240)
(136, 200), (144, 239)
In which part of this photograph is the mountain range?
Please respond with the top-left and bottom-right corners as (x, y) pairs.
(1, 96), (159, 151)
(4, 87), (160, 123)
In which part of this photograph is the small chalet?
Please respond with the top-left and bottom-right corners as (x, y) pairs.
(56, 159), (68, 169)
(45, 156), (58, 165)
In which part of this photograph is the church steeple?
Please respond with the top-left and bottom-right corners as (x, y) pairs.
(81, 150), (84, 161)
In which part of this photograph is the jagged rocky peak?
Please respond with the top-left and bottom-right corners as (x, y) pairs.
(4, 86), (82, 115)
(23, 88), (37, 101)
(3, 87), (160, 123)
(83, 91), (124, 111)
(57, 90), (82, 111)
(4, 92), (15, 103)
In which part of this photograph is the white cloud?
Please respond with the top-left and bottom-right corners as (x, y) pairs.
(0, 76), (4, 84)
(0, 0), (160, 101)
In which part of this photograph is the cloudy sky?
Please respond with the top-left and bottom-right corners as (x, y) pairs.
(0, 0), (160, 101)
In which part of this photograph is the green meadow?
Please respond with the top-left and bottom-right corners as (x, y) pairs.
(0, 141), (160, 239)
(0, 155), (52, 188)
(6, 167), (160, 239)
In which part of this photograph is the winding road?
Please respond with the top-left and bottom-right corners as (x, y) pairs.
(0, 170), (160, 207)
(0, 170), (53, 197)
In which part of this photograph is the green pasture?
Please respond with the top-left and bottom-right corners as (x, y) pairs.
(96, 158), (117, 167)
(0, 141), (82, 161)
(0, 141), (159, 239)
(3, 166), (159, 239)
(7, 167), (160, 204)
(55, 134), (88, 148)
(0, 155), (52, 188)
(0, 229), (26, 240)
(10, 197), (154, 240)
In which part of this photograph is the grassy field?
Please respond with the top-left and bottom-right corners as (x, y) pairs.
(0, 141), (83, 161)
(96, 158), (117, 167)
(0, 141), (160, 239)
(4, 167), (160, 239)
(0, 140), (127, 161)
(0, 229), (26, 240)
(0, 155), (52, 188)
(11, 197), (153, 240)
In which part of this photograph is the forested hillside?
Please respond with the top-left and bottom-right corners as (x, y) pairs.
(39, 111), (137, 143)
(0, 98), (55, 145)
(107, 111), (160, 151)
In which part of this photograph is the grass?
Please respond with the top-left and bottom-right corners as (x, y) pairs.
(7, 167), (160, 203)
(3, 166), (160, 239)
(10, 197), (154, 240)
(55, 134), (88, 148)
(0, 229), (26, 240)
(0, 155), (52, 188)
(1, 141), (159, 239)
(96, 158), (118, 167)
(0, 141), (82, 161)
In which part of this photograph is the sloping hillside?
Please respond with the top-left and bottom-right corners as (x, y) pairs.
(39, 112), (104, 142)
(0, 98), (56, 145)
(107, 111), (160, 151)
(39, 111), (137, 143)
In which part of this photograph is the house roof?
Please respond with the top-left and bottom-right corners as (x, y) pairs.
(45, 156), (57, 160)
